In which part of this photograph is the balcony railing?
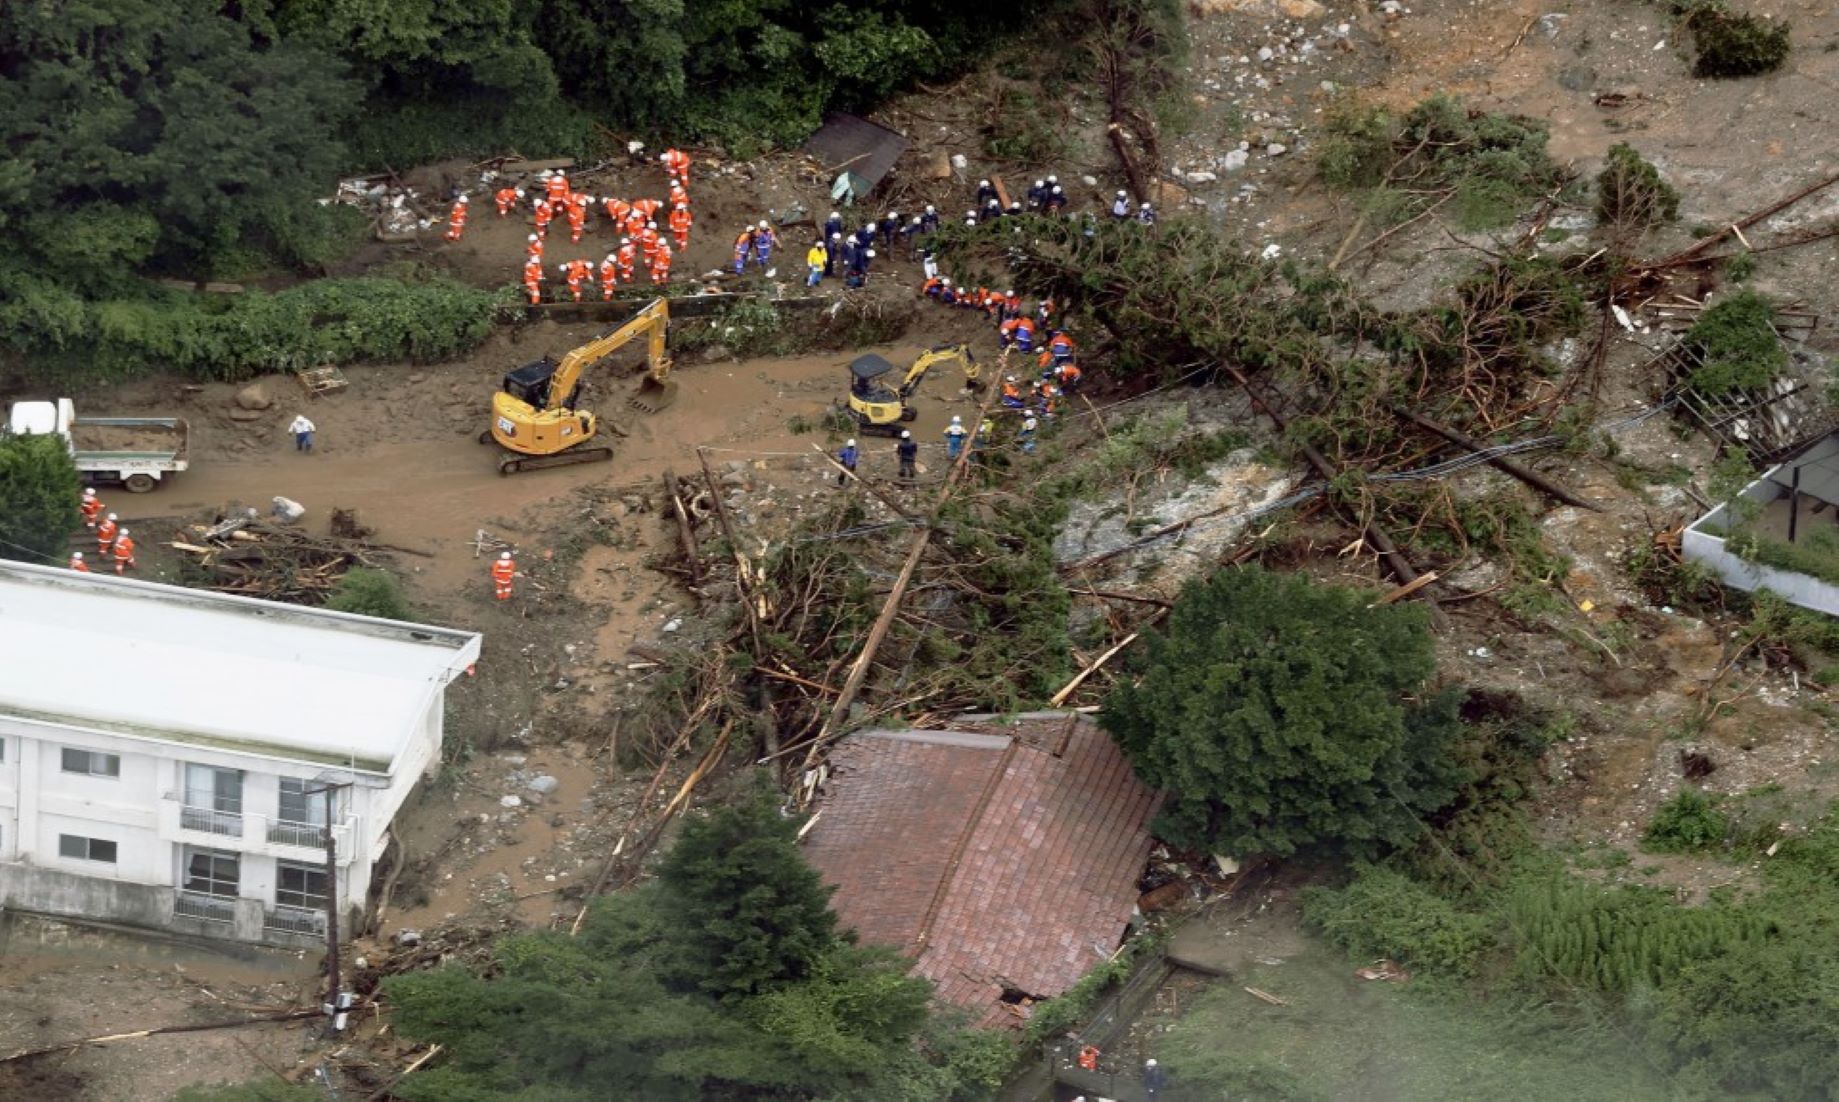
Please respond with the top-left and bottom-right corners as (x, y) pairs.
(180, 804), (244, 837)
(263, 904), (327, 936)
(173, 890), (237, 924)
(266, 819), (327, 848)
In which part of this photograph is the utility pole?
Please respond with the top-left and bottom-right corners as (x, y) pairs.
(306, 780), (353, 1029)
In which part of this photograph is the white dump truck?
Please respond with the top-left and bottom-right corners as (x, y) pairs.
(6, 398), (191, 493)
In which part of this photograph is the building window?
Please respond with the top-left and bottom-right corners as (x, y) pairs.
(60, 748), (120, 777)
(182, 847), (240, 898)
(58, 834), (118, 863)
(278, 778), (330, 826)
(276, 861), (330, 911)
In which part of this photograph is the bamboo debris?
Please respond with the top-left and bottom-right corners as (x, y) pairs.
(171, 515), (398, 602)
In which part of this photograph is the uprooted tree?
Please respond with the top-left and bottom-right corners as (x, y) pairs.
(1099, 566), (1466, 858)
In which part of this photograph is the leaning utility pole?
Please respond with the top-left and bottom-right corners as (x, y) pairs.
(306, 781), (353, 1028)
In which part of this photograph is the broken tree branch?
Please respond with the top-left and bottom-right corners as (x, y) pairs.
(1389, 406), (1598, 510)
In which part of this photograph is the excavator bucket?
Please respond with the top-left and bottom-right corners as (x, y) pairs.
(629, 374), (678, 413)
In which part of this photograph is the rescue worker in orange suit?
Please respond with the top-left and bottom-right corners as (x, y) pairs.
(631, 198), (662, 232)
(599, 255), (619, 301)
(96, 513), (119, 556)
(526, 233), (544, 262)
(565, 194), (588, 243)
(560, 258), (591, 302)
(668, 202), (692, 252)
(732, 226), (754, 275)
(604, 197), (631, 234)
(80, 487), (104, 529)
(667, 180), (690, 211)
(650, 241), (673, 284)
(1000, 375), (1024, 409)
(444, 195), (468, 241)
(999, 315), (1035, 353)
(1056, 360), (1083, 392)
(492, 551), (516, 601)
(615, 238), (638, 284)
(544, 171), (570, 208)
(1045, 330), (1077, 367)
(753, 221), (778, 268)
(638, 223), (662, 273)
(532, 199), (554, 238)
(662, 148), (691, 185)
(495, 186), (521, 217)
(523, 258), (545, 304)
(112, 528), (137, 574)
(69, 551), (89, 572)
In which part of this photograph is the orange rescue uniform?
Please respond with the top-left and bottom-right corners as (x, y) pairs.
(492, 556), (516, 600)
(112, 534), (136, 574)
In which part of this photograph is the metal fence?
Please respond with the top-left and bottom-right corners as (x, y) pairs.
(264, 904), (327, 936)
(266, 819), (323, 848)
(173, 891), (236, 924)
(180, 805), (244, 837)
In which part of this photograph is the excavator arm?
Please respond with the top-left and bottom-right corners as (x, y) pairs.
(546, 299), (671, 411)
(896, 344), (980, 399)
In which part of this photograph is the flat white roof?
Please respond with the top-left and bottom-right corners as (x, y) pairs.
(0, 562), (481, 773)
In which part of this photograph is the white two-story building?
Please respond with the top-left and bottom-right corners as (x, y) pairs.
(0, 561), (480, 947)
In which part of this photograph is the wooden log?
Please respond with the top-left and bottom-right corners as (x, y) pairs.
(663, 470), (704, 589)
(696, 448), (762, 655)
(1371, 571), (1440, 607)
(1048, 610), (1167, 707)
(1389, 407), (1598, 511)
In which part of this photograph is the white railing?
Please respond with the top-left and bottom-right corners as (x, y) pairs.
(263, 904), (327, 936)
(266, 819), (326, 848)
(180, 804), (244, 837)
(173, 891), (237, 924)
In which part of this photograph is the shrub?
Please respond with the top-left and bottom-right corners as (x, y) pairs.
(1643, 788), (1730, 853)
(324, 568), (414, 620)
(1685, 4), (1791, 79)
(0, 433), (83, 565)
(1303, 864), (1498, 975)
(1683, 289), (1785, 395)
(1595, 143), (1681, 231)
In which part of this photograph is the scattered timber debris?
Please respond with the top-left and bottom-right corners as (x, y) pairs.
(170, 507), (423, 603)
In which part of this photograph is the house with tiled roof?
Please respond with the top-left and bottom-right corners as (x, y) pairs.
(801, 712), (1160, 1028)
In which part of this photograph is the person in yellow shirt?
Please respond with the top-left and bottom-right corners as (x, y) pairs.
(805, 241), (826, 287)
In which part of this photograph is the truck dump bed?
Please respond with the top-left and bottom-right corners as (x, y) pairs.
(69, 417), (189, 462)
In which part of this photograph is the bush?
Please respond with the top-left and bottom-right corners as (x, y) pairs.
(0, 433), (83, 565)
(324, 568), (414, 620)
(7, 274), (500, 385)
(1685, 4), (1791, 79)
(1595, 143), (1681, 231)
(1643, 788), (1731, 853)
(1683, 289), (1785, 395)
(1303, 864), (1498, 976)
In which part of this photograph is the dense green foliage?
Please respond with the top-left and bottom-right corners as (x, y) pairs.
(1683, 2), (1792, 78)
(385, 786), (1009, 1100)
(1642, 788), (1731, 853)
(1303, 803), (1839, 1100)
(1100, 567), (1465, 857)
(324, 567), (415, 620)
(1683, 289), (1786, 395)
(0, 433), (82, 564)
(1595, 143), (1681, 231)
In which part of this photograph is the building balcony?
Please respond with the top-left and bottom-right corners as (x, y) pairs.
(158, 794), (355, 857)
(263, 903), (327, 937)
(173, 890), (237, 924)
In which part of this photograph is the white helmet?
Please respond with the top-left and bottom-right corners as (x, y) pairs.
(941, 278), (951, 285)
(82, 487), (95, 496)
(457, 195), (469, 203)
(830, 232), (842, 240)
(528, 233), (538, 243)
(1141, 201), (1152, 209)
(951, 415), (962, 423)
(900, 430), (911, 439)
(1051, 185), (1064, 195)
(539, 169), (553, 178)
(830, 210), (840, 219)
(118, 528), (128, 537)
(1005, 289), (1015, 296)
(605, 254), (616, 262)
(674, 202), (686, 210)
(1034, 179), (1045, 188)
(72, 551), (83, 559)
(107, 513), (117, 521)
(1047, 175), (1058, 184)
(886, 211), (896, 219)
(646, 220), (657, 229)
(659, 152), (669, 162)
(758, 220), (770, 230)
(557, 263), (567, 272)
(979, 179), (990, 187)
(1117, 190), (1127, 198)
(514, 187), (525, 198)
(500, 551), (511, 560)
(845, 438), (856, 447)
(865, 249), (876, 258)
(925, 205), (935, 214)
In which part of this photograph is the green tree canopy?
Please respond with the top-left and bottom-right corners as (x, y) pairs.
(384, 782), (1006, 1100)
(1099, 566), (1465, 858)
(0, 433), (81, 565)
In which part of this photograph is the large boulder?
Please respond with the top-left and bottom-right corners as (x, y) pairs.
(235, 382), (273, 411)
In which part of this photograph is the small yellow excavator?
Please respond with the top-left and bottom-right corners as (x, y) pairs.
(484, 299), (674, 475)
(846, 344), (981, 436)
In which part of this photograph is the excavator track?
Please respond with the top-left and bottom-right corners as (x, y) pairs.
(498, 447), (614, 476)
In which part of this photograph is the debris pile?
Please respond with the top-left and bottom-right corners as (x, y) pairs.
(169, 508), (399, 603)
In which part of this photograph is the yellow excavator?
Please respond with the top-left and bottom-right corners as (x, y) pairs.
(484, 298), (675, 475)
(846, 344), (981, 436)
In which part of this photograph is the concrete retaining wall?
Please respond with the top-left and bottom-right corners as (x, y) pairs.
(0, 862), (330, 949)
